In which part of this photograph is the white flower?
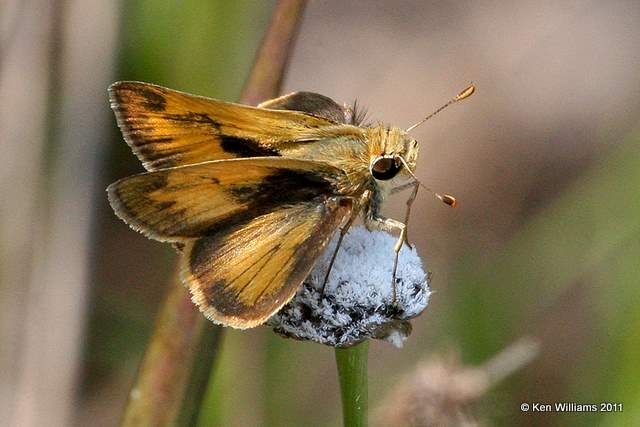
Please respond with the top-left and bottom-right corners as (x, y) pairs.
(268, 226), (430, 348)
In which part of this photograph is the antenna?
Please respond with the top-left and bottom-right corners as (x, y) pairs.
(396, 156), (458, 208)
(405, 83), (475, 133)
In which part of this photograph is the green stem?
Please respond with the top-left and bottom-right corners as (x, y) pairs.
(335, 341), (369, 427)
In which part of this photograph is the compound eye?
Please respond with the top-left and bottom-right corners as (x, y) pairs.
(371, 156), (401, 180)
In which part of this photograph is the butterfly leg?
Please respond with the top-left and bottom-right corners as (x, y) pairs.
(365, 213), (407, 304)
(391, 181), (419, 247)
(321, 206), (359, 297)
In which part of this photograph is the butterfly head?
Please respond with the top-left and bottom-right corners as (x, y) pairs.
(368, 127), (418, 183)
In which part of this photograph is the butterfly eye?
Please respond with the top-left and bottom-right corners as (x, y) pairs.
(371, 156), (401, 180)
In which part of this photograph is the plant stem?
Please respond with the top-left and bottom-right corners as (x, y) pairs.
(176, 325), (223, 426)
(120, 274), (206, 427)
(335, 341), (370, 427)
(240, 0), (307, 105)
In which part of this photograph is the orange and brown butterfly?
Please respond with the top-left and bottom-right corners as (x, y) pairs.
(107, 81), (475, 329)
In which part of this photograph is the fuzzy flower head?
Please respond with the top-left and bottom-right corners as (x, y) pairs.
(268, 226), (430, 348)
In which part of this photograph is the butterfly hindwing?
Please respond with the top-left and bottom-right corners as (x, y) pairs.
(183, 197), (352, 328)
(109, 82), (354, 170)
(258, 91), (348, 123)
(106, 157), (346, 242)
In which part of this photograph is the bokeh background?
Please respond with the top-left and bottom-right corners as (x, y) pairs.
(2, 0), (639, 426)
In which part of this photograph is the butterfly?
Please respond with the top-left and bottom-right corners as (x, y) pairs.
(107, 81), (474, 329)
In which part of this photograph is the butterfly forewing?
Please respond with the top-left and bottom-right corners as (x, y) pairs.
(109, 82), (345, 170)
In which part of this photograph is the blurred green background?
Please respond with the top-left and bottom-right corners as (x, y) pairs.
(2, 1), (639, 426)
